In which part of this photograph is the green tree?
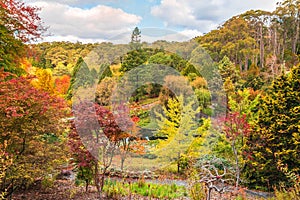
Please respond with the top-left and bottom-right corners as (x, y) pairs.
(67, 57), (94, 100)
(275, 0), (300, 55)
(98, 64), (112, 82)
(130, 27), (142, 50)
(241, 10), (273, 69)
(120, 48), (161, 73)
(228, 88), (260, 124)
(244, 65), (300, 190)
(148, 51), (198, 75)
(198, 16), (259, 71)
(218, 56), (241, 114)
(218, 56), (241, 85)
(0, 25), (25, 75)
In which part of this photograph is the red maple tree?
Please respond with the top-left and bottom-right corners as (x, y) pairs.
(0, 70), (68, 196)
(222, 112), (251, 189)
(0, 0), (45, 42)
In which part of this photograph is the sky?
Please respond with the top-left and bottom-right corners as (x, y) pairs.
(24, 0), (280, 43)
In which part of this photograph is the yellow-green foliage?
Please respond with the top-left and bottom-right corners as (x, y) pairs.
(187, 118), (211, 158)
(0, 141), (13, 199)
(110, 63), (122, 77)
(155, 97), (181, 144)
(96, 77), (117, 106)
(154, 94), (213, 166)
(268, 178), (300, 200)
(188, 170), (206, 200)
(245, 65), (300, 189)
(228, 88), (260, 124)
(103, 178), (187, 199)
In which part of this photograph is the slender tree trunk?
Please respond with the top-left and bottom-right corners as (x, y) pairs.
(100, 172), (106, 192)
(276, 30), (280, 56)
(207, 187), (212, 200)
(267, 27), (272, 53)
(121, 157), (125, 171)
(232, 142), (240, 189)
(94, 163), (100, 194)
(273, 28), (277, 56)
(292, 11), (300, 54)
(282, 30), (287, 62)
(85, 180), (89, 192)
(239, 62), (243, 72)
(177, 152), (180, 173)
(245, 55), (249, 71)
(259, 23), (265, 68)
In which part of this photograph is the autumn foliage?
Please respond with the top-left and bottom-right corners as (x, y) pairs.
(0, 0), (45, 42)
(0, 70), (68, 196)
(0, 0), (45, 75)
(223, 112), (251, 141)
(55, 75), (71, 95)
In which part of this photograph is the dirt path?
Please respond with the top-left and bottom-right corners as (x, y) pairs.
(140, 101), (159, 110)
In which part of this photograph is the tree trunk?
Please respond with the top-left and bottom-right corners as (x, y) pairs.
(85, 180), (89, 192)
(282, 30), (287, 62)
(232, 143), (240, 189)
(259, 23), (265, 68)
(94, 164), (100, 194)
(245, 55), (249, 71)
(292, 11), (300, 54)
(121, 157), (125, 171)
(273, 28), (277, 57)
(177, 152), (180, 173)
(100, 174), (105, 192)
(207, 187), (212, 200)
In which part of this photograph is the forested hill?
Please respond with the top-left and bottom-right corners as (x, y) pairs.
(196, 7), (299, 75)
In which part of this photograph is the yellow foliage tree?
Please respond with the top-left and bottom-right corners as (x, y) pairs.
(31, 68), (55, 94)
(154, 95), (202, 171)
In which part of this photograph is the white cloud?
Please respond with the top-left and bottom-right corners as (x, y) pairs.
(124, 28), (202, 43)
(38, 35), (106, 44)
(24, 0), (280, 43)
(179, 29), (203, 39)
(29, 1), (141, 42)
(151, 0), (279, 33)
(25, 0), (119, 7)
(150, 29), (200, 42)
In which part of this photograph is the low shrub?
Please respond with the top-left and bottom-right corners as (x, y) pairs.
(103, 178), (187, 199)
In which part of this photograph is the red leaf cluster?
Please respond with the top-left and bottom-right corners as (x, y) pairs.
(222, 112), (251, 140)
(55, 75), (71, 95)
(68, 102), (127, 164)
(0, 0), (45, 42)
(0, 70), (67, 120)
(68, 122), (96, 167)
(131, 116), (140, 123)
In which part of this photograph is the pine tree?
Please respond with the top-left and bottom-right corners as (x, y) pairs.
(67, 57), (94, 100)
(130, 27), (142, 50)
(244, 65), (300, 190)
(218, 56), (241, 86)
